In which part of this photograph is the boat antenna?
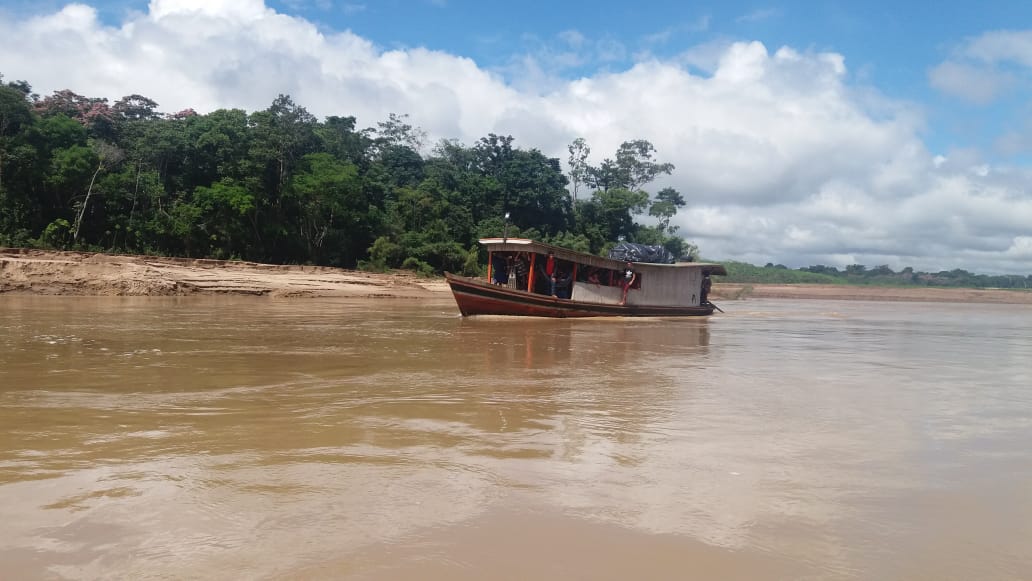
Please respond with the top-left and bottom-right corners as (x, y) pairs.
(503, 212), (510, 243)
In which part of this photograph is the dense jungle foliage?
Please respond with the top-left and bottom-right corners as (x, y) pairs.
(2, 75), (1029, 289)
(0, 76), (694, 276)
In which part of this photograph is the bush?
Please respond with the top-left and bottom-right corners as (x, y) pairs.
(356, 258), (389, 273)
(39, 219), (71, 249)
(401, 257), (435, 277)
(368, 236), (404, 268)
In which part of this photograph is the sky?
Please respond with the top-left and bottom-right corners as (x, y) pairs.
(1, 0), (1032, 275)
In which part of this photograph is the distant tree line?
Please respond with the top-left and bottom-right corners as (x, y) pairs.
(798, 263), (1032, 290)
(725, 262), (1032, 290)
(0, 74), (696, 276)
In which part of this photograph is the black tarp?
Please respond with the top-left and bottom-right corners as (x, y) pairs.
(607, 242), (676, 264)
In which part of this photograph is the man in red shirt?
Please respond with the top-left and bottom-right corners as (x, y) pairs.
(545, 251), (557, 296)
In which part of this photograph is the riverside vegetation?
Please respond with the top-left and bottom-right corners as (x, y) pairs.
(0, 76), (692, 277)
(1, 75), (1029, 291)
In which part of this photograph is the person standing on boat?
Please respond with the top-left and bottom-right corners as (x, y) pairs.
(620, 262), (637, 305)
(555, 268), (573, 299)
(701, 274), (712, 304)
(491, 253), (509, 285)
(514, 253), (530, 291)
(543, 251), (558, 296)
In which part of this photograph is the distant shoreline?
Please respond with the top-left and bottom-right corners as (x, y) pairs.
(713, 282), (1032, 305)
(3, 248), (1031, 304)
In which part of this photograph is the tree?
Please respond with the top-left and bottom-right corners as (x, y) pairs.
(586, 139), (674, 192)
(34, 89), (116, 138)
(113, 94), (160, 121)
(614, 139), (674, 190)
(870, 264), (894, 276)
(472, 133), (515, 178)
(585, 158), (621, 192)
(187, 179), (255, 258)
(496, 148), (571, 237)
(0, 84), (33, 191)
(188, 108), (250, 186)
(845, 264), (867, 275)
(317, 115), (370, 165)
(72, 140), (125, 242)
(589, 187), (649, 243)
(373, 112), (426, 152)
(247, 94), (319, 198)
(567, 137), (590, 202)
(288, 152), (369, 265)
(648, 187), (685, 233)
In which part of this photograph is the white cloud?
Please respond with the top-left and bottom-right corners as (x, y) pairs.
(928, 61), (1014, 104)
(735, 8), (778, 24)
(929, 29), (1032, 104)
(1, 2), (1030, 274)
(963, 30), (1032, 67)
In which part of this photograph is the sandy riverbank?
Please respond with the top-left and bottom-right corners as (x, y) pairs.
(2, 248), (1030, 304)
(0, 248), (448, 298)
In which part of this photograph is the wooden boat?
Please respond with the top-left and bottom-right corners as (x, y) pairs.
(446, 238), (726, 318)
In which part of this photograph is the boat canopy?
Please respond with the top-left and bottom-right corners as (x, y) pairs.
(478, 238), (727, 276)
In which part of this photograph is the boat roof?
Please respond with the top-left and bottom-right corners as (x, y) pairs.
(479, 238), (727, 276)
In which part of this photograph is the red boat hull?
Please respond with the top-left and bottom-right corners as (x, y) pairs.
(445, 273), (715, 318)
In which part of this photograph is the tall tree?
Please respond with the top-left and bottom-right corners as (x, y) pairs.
(373, 112), (426, 152)
(566, 137), (590, 202)
(0, 84), (33, 191)
(648, 187), (686, 233)
(614, 139), (674, 190)
(287, 152), (368, 265)
(113, 94), (160, 121)
(72, 140), (124, 242)
(586, 139), (674, 192)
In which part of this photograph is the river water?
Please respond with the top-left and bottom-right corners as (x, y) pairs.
(1, 296), (1030, 580)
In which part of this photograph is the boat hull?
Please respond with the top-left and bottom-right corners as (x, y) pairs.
(445, 273), (715, 318)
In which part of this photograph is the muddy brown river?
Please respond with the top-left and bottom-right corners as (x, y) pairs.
(2, 296), (1031, 580)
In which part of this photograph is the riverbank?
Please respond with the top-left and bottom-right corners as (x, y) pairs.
(0, 248), (448, 298)
(3, 248), (1031, 304)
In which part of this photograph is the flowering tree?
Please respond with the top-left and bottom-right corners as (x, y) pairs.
(34, 89), (115, 129)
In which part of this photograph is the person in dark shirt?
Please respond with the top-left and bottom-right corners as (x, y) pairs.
(513, 253), (529, 291)
(491, 254), (509, 285)
(554, 268), (573, 299)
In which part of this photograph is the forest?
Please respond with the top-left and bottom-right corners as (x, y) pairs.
(725, 262), (1032, 289)
(0, 75), (691, 277)
(2, 74), (1030, 289)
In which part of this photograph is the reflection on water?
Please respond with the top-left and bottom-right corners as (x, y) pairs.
(1, 297), (1031, 580)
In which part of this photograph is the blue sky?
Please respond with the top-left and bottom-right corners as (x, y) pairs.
(257, 0), (1029, 162)
(9, 0), (1028, 162)
(1, 0), (1031, 273)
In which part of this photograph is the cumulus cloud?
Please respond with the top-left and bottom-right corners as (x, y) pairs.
(1, 1), (1030, 274)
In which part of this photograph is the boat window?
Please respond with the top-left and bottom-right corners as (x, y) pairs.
(576, 266), (641, 289)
